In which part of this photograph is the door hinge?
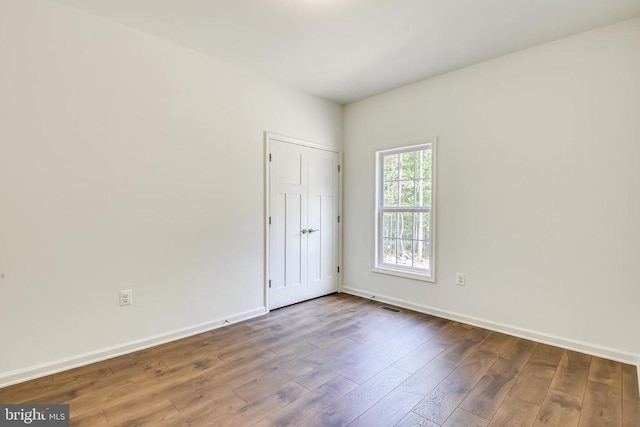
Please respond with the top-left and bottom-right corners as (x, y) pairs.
(337, 266), (340, 273)
(269, 216), (272, 225)
(269, 153), (272, 162)
(269, 279), (271, 288)
(338, 215), (340, 223)
(338, 164), (341, 172)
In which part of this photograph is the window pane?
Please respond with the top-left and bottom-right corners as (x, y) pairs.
(398, 240), (413, 266)
(417, 149), (432, 180)
(383, 181), (398, 207)
(399, 212), (413, 240)
(382, 212), (397, 238)
(414, 212), (430, 241)
(399, 180), (416, 207)
(383, 154), (399, 181)
(382, 238), (397, 265)
(400, 151), (416, 179)
(413, 240), (429, 269)
(417, 180), (432, 207)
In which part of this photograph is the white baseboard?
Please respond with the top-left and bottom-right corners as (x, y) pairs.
(342, 286), (640, 366)
(0, 307), (266, 389)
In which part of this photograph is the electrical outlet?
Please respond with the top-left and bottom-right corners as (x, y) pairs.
(456, 273), (466, 286)
(120, 289), (133, 306)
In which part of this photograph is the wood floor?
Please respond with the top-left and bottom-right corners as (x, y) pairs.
(1, 294), (638, 426)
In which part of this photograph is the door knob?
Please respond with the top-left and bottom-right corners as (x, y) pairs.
(308, 229), (319, 233)
(301, 229), (309, 234)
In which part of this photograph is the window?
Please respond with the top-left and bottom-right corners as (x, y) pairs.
(374, 140), (436, 281)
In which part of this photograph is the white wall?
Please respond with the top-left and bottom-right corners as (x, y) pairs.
(0, 0), (341, 382)
(343, 18), (640, 361)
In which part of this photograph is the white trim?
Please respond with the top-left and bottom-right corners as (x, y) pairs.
(264, 134), (272, 312)
(373, 139), (437, 283)
(264, 132), (343, 310)
(341, 286), (639, 365)
(372, 266), (432, 282)
(265, 132), (340, 153)
(338, 150), (344, 292)
(0, 307), (266, 389)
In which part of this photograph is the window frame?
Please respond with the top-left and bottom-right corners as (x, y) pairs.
(373, 139), (436, 282)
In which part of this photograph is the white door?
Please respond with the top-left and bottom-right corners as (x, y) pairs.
(269, 138), (339, 310)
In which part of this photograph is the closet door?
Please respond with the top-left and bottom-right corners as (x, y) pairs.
(269, 139), (339, 309)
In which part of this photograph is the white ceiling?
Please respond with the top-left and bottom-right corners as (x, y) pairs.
(54, 0), (640, 104)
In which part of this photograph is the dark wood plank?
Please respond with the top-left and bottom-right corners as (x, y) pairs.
(267, 340), (319, 358)
(347, 385), (431, 427)
(476, 332), (515, 356)
(232, 369), (298, 402)
(549, 350), (591, 397)
(589, 357), (622, 389)
(34, 367), (167, 415)
(70, 408), (108, 426)
(371, 332), (436, 364)
(443, 408), (490, 427)
(208, 381), (308, 427)
(0, 375), (82, 404)
(396, 411), (440, 427)
(392, 338), (449, 373)
(508, 363), (556, 406)
(300, 366), (411, 427)
(578, 380), (622, 427)
(621, 364), (640, 427)
(508, 344), (563, 405)
(390, 315), (451, 343)
(534, 389), (582, 427)
(412, 347), (498, 424)
(459, 358), (519, 419)
(52, 362), (114, 382)
(460, 338), (536, 419)
(254, 375), (357, 426)
(349, 336), (483, 427)
(489, 395), (541, 427)
(528, 344), (564, 368)
(294, 363), (342, 390)
(179, 347), (286, 392)
(102, 397), (179, 425)
(341, 355), (396, 385)
(168, 388), (245, 419)
(501, 339), (538, 365)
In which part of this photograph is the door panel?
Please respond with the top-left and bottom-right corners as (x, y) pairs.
(269, 139), (339, 309)
(270, 141), (308, 309)
(320, 195), (335, 278)
(274, 193), (286, 291)
(284, 193), (303, 289)
(278, 150), (302, 185)
(307, 149), (338, 298)
(308, 194), (322, 283)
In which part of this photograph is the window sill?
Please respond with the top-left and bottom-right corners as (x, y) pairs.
(372, 266), (435, 283)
